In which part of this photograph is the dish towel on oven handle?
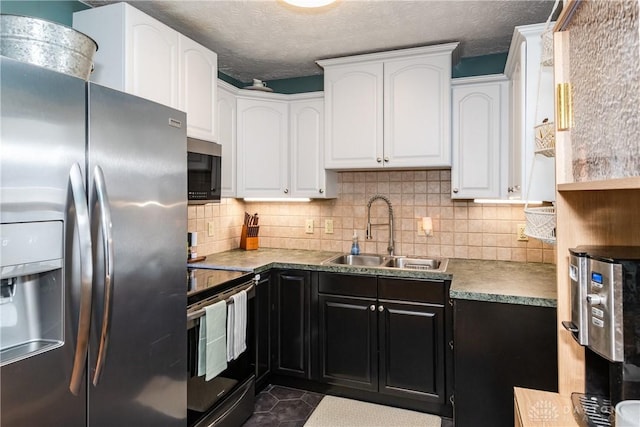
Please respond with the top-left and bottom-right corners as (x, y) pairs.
(226, 289), (247, 361)
(197, 300), (227, 381)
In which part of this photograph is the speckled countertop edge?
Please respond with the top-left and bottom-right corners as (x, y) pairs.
(189, 248), (557, 307)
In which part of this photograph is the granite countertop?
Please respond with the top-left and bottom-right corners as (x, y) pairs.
(189, 248), (557, 307)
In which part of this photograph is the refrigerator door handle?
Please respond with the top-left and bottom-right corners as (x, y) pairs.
(68, 163), (94, 396)
(91, 165), (114, 387)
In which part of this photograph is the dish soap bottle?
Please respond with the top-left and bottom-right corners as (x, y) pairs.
(350, 230), (360, 255)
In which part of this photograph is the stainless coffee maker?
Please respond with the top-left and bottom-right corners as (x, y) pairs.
(564, 246), (640, 425)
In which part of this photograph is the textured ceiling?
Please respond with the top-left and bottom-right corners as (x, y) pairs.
(86, 0), (558, 82)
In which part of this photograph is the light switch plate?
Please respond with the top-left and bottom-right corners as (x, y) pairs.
(208, 222), (215, 237)
(325, 219), (334, 234)
(517, 224), (528, 241)
(305, 219), (314, 234)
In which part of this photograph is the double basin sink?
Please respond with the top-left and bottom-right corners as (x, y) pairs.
(322, 253), (448, 272)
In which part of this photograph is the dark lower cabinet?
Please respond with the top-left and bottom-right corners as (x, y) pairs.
(271, 270), (311, 379)
(379, 301), (445, 404)
(315, 272), (452, 416)
(318, 294), (378, 391)
(254, 272), (271, 390)
(453, 299), (557, 427)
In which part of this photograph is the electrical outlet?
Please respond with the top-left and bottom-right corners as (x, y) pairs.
(208, 222), (215, 237)
(324, 219), (334, 234)
(305, 219), (314, 234)
(517, 223), (529, 241)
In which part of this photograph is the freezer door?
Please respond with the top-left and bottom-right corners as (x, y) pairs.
(86, 84), (188, 426)
(0, 58), (86, 426)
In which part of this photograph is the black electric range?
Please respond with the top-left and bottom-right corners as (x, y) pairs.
(187, 267), (254, 303)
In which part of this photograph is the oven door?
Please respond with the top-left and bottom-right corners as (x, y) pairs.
(187, 281), (255, 427)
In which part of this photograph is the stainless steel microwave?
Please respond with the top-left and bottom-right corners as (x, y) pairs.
(187, 137), (221, 204)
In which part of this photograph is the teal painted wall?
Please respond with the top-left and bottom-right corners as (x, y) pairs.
(246, 52), (509, 93)
(0, 1), (89, 26)
(1, 0), (508, 93)
(260, 75), (324, 94)
(452, 52), (508, 78)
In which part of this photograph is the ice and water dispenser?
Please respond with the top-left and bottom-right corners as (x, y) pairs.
(0, 221), (64, 365)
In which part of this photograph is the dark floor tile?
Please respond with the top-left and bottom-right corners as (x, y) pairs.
(301, 391), (323, 408)
(441, 416), (454, 427)
(254, 391), (278, 412)
(242, 411), (280, 427)
(271, 399), (314, 422)
(279, 421), (306, 427)
(269, 385), (307, 400)
(242, 385), (323, 427)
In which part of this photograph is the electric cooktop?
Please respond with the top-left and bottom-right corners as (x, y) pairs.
(187, 267), (252, 297)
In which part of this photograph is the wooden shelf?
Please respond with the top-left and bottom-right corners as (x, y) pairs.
(558, 177), (640, 192)
(514, 387), (579, 427)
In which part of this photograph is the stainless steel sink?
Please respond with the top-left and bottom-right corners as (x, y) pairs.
(382, 256), (448, 271)
(322, 253), (448, 272)
(322, 253), (386, 266)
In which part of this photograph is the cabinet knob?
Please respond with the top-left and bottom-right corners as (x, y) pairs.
(384, 157), (389, 163)
(376, 157), (382, 163)
(284, 188), (289, 194)
(319, 188), (324, 194)
(453, 188), (459, 194)
(508, 185), (521, 193)
(378, 305), (384, 312)
(370, 305), (376, 311)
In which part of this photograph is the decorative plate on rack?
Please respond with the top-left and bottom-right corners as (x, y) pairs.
(243, 85), (273, 92)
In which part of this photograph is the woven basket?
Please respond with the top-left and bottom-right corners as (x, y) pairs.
(541, 28), (554, 66)
(534, 121), (555, 157)
(524, 206), (556, 245)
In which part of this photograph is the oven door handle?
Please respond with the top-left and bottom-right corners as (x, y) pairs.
(187, 282), (254, 322)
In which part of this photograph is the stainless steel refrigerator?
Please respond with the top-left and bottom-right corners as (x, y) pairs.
(0, 56), (187, 426)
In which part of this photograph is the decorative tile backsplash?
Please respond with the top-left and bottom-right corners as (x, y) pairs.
(568, 0), (640, 182)
(188, 170), (555, 264)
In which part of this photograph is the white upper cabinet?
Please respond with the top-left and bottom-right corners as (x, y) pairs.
(322, 63), (383, 169)
(318, 43), (458, 170)
(236, 96), (289, 198)
(290, 96), (337, 198)
(179, 36), (218, 141)
(74, 3), (218, 141)
(217, 81), (237, 198)
(451, 75), (509, 199)
(384, 55), (452, 167)
(74, 3), (179, 107)
(235, 91), (337, 199)
(504, 23), (556, 202)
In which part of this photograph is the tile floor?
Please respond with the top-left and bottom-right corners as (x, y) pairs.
(242, 385), (324, 427)
(243, 384), (452, 427)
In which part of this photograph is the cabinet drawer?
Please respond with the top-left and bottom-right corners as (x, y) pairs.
(318, 273), (376, 298)
(378, 277), (445, 304)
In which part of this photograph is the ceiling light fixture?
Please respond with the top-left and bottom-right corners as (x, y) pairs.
(282, 0), (337, 8)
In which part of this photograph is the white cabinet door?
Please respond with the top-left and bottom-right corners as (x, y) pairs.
(505, 23), (556, 202)
(74, 3), (180, 108)
(323, 62), (384, 169)
(290, 97), (337, 198)
(319, 44), (458, 170)
(179, 36), (218, 141)
(124, 5), (179, 108)
(451, 77), (509, 199)
(384, 54), (452, 167)
(237, 98), (289, 198)
(218, 82), (237, 198)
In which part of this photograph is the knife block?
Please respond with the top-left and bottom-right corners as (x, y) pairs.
(240, 225), (258, 250)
